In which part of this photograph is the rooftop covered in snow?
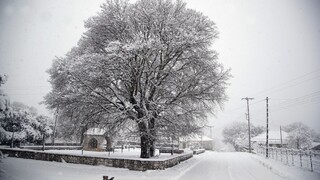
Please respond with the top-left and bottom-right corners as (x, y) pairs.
(83, 128), (106, 136)
(252, 130), (288, 144)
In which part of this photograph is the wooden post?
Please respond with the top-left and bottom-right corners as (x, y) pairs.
(291, 150), (294, 166)
(280, 126), (283, 148)
(171, 137), (174, 155)
(286, 148), (288, 164)
(42, 133), (45, 151)
(309, 151), (313, 172)
(299, 149), (302, 167)
(266, 97), (269, 158)
(11, 131), (14, 148)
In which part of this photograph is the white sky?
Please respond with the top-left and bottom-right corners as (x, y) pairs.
(0, 0), (319, 135)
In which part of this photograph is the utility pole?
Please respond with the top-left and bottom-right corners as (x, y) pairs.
(242, 97), (254, 153)
(266, 97), (269, 158)
(280, 126), (283, 148)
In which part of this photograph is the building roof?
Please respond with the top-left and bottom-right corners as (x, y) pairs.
(180, 134), (213, 142)
(84, 128), (106, 136)
(311, 142), (320, 149)
(252, 130), (288, 144)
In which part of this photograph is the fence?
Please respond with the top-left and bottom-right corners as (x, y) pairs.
(256, 145), (320, 173)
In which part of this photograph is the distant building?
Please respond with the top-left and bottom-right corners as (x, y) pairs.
(83, 128), (107, 151)
(252, 130), (288, 148)
(179, 134), (214, 150)
(311, 142), (320, 151)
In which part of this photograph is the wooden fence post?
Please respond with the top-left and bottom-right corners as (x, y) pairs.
(299, 149), (302, 167)
(286, 149), (288, 164)
(309, 151), (313, 172)
(291, 150), (294, 166)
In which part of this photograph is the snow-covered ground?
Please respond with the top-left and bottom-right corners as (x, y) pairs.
(44, 148), (180, 160)
(1, 152), (319, 180)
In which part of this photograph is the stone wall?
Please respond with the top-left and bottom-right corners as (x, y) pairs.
(193, 149), (205, 155)
(20, 146), (82, 151)
(159, 149), (184, 154)
(0, 148), (193, 171)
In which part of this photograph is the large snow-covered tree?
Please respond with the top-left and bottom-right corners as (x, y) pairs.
(45, 0), (230, 158)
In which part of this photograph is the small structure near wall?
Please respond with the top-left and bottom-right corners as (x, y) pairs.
(83, 128), (107, 151)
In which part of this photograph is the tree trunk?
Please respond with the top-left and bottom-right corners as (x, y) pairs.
(149, 117), (156, 157)
(150, 140), (155, 157)
(80, 125), (87, 145)
(138, 121), (150, 158)
(140, 134), (151, 158)
(106, 136), (113, 151)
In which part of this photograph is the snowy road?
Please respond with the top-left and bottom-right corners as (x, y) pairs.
(176, 152), (285, 180)
(1, 151), (319, 180)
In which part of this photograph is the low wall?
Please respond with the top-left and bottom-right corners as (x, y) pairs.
(159, 149), (184, 154)
(0, 148), (193, 171)
(193, 149), (205, 155)
(20, 146), (82, 150)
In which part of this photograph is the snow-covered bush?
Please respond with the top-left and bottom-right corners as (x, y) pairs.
(283, 122), (313, 149)
(222, 121), (264, 151)
(0, 76), (53, 145)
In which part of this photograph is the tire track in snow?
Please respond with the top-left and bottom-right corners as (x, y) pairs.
(172, 153), (206, 180)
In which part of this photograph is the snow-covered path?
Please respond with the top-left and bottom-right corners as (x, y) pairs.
(176, 152), (284, 180)
(1, 151), (319, 180)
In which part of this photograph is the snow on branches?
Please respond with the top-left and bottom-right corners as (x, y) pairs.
(283, 122), (313, 149)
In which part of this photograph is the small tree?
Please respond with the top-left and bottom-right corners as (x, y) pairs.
(0, 77), (52, 146)
(222, 121), (264, 151)
(35, 115), (53, 150)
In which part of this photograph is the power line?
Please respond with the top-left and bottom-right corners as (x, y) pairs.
(270, 91), (320, 112)
(253, 68), (320, 98)
(225, 98), (265, 113)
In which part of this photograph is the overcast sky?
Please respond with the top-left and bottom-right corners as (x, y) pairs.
(1, 0), (319, 136)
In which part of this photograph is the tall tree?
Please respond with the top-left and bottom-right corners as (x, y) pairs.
(45, 0), (230, 158)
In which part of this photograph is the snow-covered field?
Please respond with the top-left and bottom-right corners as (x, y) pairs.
(1, 152), (319, 180)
